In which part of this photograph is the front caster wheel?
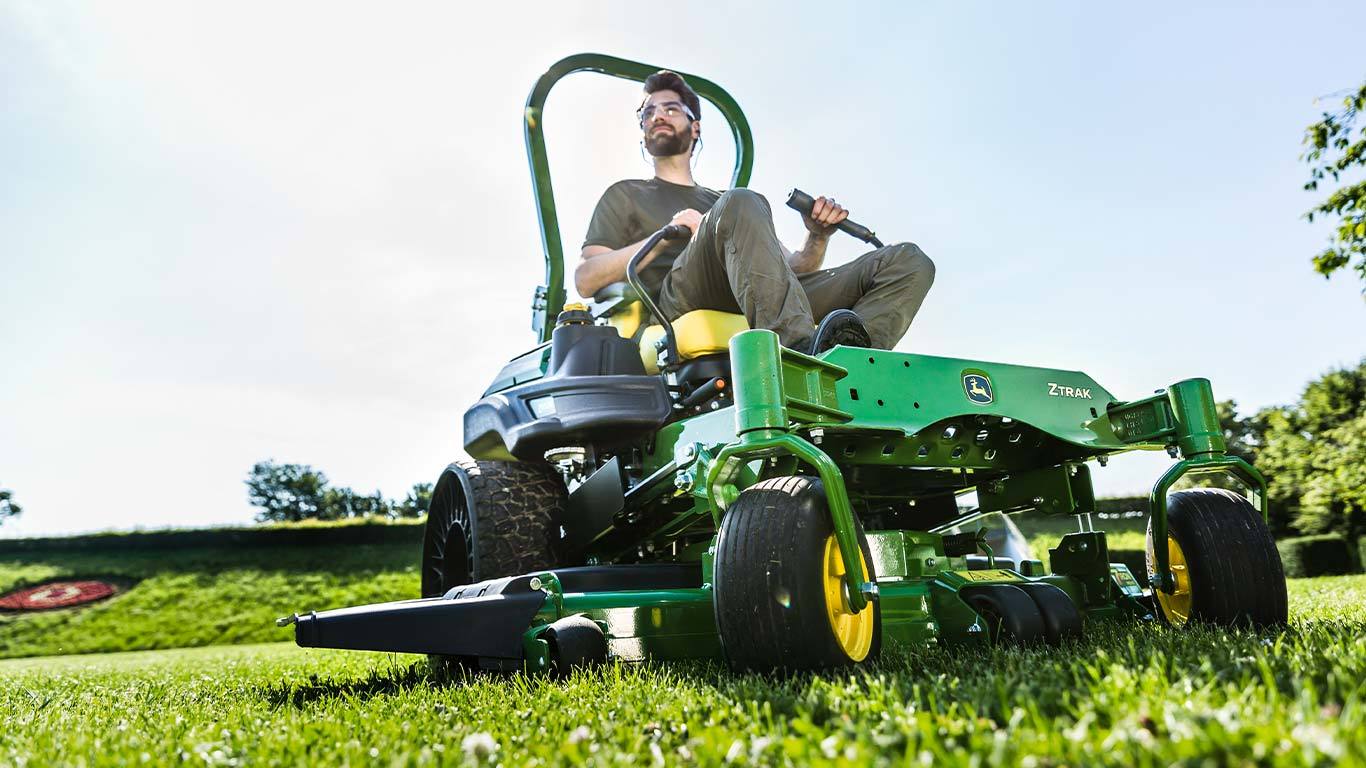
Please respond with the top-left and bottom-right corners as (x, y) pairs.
(713, 475), (882, 672)
(1145, 488), (1287, 628)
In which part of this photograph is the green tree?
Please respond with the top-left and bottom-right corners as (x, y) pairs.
(1217, 398), (1271, 464)
(319, 487), (396, 520)
(397, 483), (434, 518)
(0, 486), (21, 526)
(245, 461), (329, 523)
(1302, 80), (1366, 291)
(245, 461), (431, 522)
(1255, 361), (1366, 537)
(1202, 369), (1365, 538)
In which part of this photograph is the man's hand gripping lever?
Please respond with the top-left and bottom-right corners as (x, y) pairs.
(625, 223), (693, 369)
(786, 189), (883, 248)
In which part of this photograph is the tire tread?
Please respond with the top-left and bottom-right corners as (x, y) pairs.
(1155, 488), (1288, 627)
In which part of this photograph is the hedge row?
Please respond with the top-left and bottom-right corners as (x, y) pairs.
(0, 519), (425, 555)
(1276, 534), (1362, 578)
(1113, 536), (1365, 580)
(1094, 497), (1149, 516)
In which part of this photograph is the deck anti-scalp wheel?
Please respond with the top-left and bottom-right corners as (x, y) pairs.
(421, 459), (569, 599)
(544, 615), (608, 677)
(964, 584), (1046, 644)
(1145, 488), (1287, 628)
(713, 475), (882, 672)
(1015, 582), (1084, 645)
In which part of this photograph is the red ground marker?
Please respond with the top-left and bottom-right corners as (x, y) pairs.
(0, 580), (119, 610)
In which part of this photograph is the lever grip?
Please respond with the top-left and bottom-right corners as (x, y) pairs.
(785, 189), (883, 247)
(660, 223), (692, 240)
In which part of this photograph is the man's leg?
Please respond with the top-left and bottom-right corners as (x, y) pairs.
(657, 189), (815, 348)
(796, 242), (935, 349)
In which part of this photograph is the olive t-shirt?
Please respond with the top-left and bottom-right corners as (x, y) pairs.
(582, 178), (722, 299)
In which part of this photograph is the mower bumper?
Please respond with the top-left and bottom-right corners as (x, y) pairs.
(284, 564), (716, 669)
(289, 573), (547, 663)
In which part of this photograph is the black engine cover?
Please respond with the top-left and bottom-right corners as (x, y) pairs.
(464, 323), (670, 460)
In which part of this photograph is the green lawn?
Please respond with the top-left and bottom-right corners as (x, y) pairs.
(0, 542), (418, 658)
(2, 575), (1361, 767)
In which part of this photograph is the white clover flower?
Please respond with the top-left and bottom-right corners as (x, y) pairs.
(567, 726), (592, 745)
(461, 732), (499, 761)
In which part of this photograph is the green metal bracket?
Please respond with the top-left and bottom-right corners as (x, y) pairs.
(705, 330), (869, 612)
(521, 626), (551, 674)
(975, 530), (996, 569)
(523, 53), (756, 341)
(1145, 379), (1269, 593)
(529, 571), (565, 616)
(1049, 532), (1111, 607)
(978, 462), (1096, 516)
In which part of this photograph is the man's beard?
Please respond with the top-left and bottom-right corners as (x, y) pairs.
(643, 127), (692, 158)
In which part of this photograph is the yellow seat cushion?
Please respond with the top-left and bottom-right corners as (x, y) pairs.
(639, 310), (749, 373)
(606, 300), (646, 341)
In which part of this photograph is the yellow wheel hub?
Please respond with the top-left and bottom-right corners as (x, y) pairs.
(1148, 534), (1193, 626)
(821, 534), (875, 661)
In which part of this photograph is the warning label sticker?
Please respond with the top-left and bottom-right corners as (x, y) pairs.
(952, 569), (1023, 583)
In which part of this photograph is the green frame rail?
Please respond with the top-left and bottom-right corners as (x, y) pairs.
(523, 53), (756, 341)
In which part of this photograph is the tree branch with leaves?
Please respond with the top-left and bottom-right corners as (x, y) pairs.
(245, 460), (433, 523)
(1302, 80), (1366, 292)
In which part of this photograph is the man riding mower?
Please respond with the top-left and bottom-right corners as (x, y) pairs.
(575, 69), (935, 356)
(281, 53), (1287, 675)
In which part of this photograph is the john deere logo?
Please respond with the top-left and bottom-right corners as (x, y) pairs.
(963, 373), (993, 405)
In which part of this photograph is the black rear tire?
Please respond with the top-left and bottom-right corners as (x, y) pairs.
(714, 475), (882, 672)
(1016, 582), (1084, 645)
(965, 584), (1046, 645)
(421, 459), (569, 599)
(1145, 488), (1287, 628)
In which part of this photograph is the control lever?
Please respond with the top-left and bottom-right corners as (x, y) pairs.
(785, 189), (883, 248)
(624, 223), (693, 367)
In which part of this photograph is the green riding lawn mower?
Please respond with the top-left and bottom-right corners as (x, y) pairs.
(281, 54), (1288, 674)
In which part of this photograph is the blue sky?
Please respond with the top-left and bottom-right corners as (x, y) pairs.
(2, 2), (1363, 537)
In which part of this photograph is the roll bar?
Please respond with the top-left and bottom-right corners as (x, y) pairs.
(523, 53), (755, 342)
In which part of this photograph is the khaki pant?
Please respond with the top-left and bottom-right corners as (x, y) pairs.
(657, 188), (935, 349)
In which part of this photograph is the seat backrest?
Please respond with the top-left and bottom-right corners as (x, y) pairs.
(590, 283), (646, 340)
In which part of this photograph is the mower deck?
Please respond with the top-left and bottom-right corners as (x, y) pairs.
(288, 531), (1150, 672)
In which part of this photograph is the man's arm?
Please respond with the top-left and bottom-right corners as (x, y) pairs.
(575, 238), (659, 298)
(574, 208), (704, 298)
(786, 231), (832, 274)
(785, 195), (849, 274)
